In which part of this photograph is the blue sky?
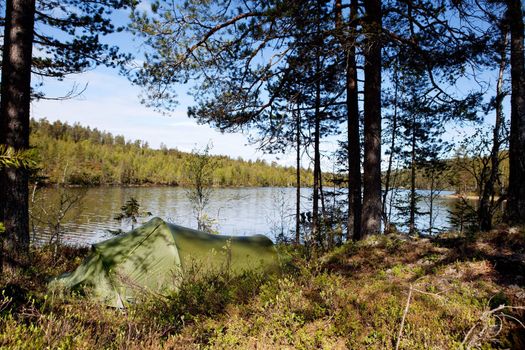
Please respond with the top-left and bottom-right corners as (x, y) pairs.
(30, 3), (305, 167)
(31, 67), (279, 161)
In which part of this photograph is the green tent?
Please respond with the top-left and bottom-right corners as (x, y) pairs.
(50, 217), (279, 307)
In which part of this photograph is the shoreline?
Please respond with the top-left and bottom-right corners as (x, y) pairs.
(440, 193), (503, 201)
(33, 183), (302, 190)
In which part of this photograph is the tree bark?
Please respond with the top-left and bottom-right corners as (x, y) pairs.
(409, 113), (417, 235)
(346, 0), (363, 241)
(0, 0), (36, 272)
(505, 0), (525, 225)
(312, 70), (322, 249)
(361, 0), (383, 236)
(480, 28), (508, 231)
(312, 0), (323, 250)
(382, 61), (399, 233)
(406, 0), (417, 236)
(295, 107), (301, 245)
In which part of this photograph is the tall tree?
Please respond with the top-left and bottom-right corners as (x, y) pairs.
(447, 0), (517, 229)
(131, 0), (343, 246)
(0, 0), (36, 270)
(382, 59), (401, 233)
(0, 0), (130, 270)
(505, 0), (525, 225)
(336, 0), (362, 241)
(361, 0), (382, 236)
(294, 106), (301, 245)
(381, 0), (486, 235)
(479, 24), (508, 231)
(453, 0), (523, 227)
(393, 70), (449, 235)
(346, 0), (363, 241)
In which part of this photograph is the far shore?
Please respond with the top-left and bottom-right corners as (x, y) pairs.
(33, 183), (302, 189)
(440, 193), (504, 201)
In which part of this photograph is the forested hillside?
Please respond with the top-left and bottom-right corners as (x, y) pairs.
(30, 118), (313, 187)
(388, 154), (509, 195)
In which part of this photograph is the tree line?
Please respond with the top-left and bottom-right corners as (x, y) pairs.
(30, 118), (314, 187)
(387, 152), (509, 195)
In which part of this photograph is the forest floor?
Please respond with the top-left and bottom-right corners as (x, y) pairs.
(0, 228), (524, 349)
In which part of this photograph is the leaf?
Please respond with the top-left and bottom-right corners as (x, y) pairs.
(0, 145), (37, 170)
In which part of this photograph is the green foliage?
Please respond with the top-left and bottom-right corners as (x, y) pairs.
(185, 145), (216, 232)
(0, 144), (37, 246)
(30, 0), (131, 96)
(113, 197), (151, 231)
(0, 145), (37, 169)
(135, 264), (269, 334)
(30, 186), (87, 249)
(30, 118), (313, 187)
(448, 199), (478, 235)
(390, 152), (510, 194)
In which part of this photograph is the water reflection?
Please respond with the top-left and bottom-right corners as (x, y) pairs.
(30, 187), (459, 246)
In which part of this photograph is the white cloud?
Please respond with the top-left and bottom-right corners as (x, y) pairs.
(31, 68), (287, 164)
(134, 0), (153, 13)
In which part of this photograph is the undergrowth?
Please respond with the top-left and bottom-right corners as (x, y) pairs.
(1, 228), (524, 349)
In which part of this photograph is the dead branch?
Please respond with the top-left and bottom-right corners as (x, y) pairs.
(395, 284), (413, 350)
(462, 305), (525, 349)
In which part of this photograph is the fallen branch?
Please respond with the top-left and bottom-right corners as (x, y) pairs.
(395, 284), (413, 350)
(411, 287), (447, 299)
(395, 283), (450, 349)
(462, 305), (525, 349)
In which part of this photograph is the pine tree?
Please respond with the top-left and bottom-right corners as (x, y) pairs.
(0, 0), (130, 270)
(1, 0), (36, 270)
(361, 0), (383, 236)
(505, 0), (525, 224)
(131, 0), (344, 247)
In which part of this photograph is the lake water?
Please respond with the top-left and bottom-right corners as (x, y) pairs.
(30, 186), (458, 246)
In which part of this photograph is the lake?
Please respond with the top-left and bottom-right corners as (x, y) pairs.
(30, 186), (459, 246)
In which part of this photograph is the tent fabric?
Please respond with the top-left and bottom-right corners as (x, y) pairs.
(49, 217), (279, 307)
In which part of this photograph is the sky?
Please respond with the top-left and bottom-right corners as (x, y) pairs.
(29, 3), (305, 167)
(31, 68), (281, 161)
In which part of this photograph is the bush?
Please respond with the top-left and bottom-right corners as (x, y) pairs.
(133, 264), (272, 334)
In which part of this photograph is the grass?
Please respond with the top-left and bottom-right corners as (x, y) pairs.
(1, 228), (524, 349)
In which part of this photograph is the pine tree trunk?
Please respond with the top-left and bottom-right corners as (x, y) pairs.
(361, 0), (382, 236)
(480, 29), (507, 231)
(335, 0), (362, 241)
(383, 64), (399, 234)
(505, 0), (525, 225)
(295, 108), (301, 245)
(0, 0), (36, 272)
(409, 113), (417, 235)
(347, 0), (362, 241)
(312, 2), (323, 250)
(312, 80), (322, 249)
